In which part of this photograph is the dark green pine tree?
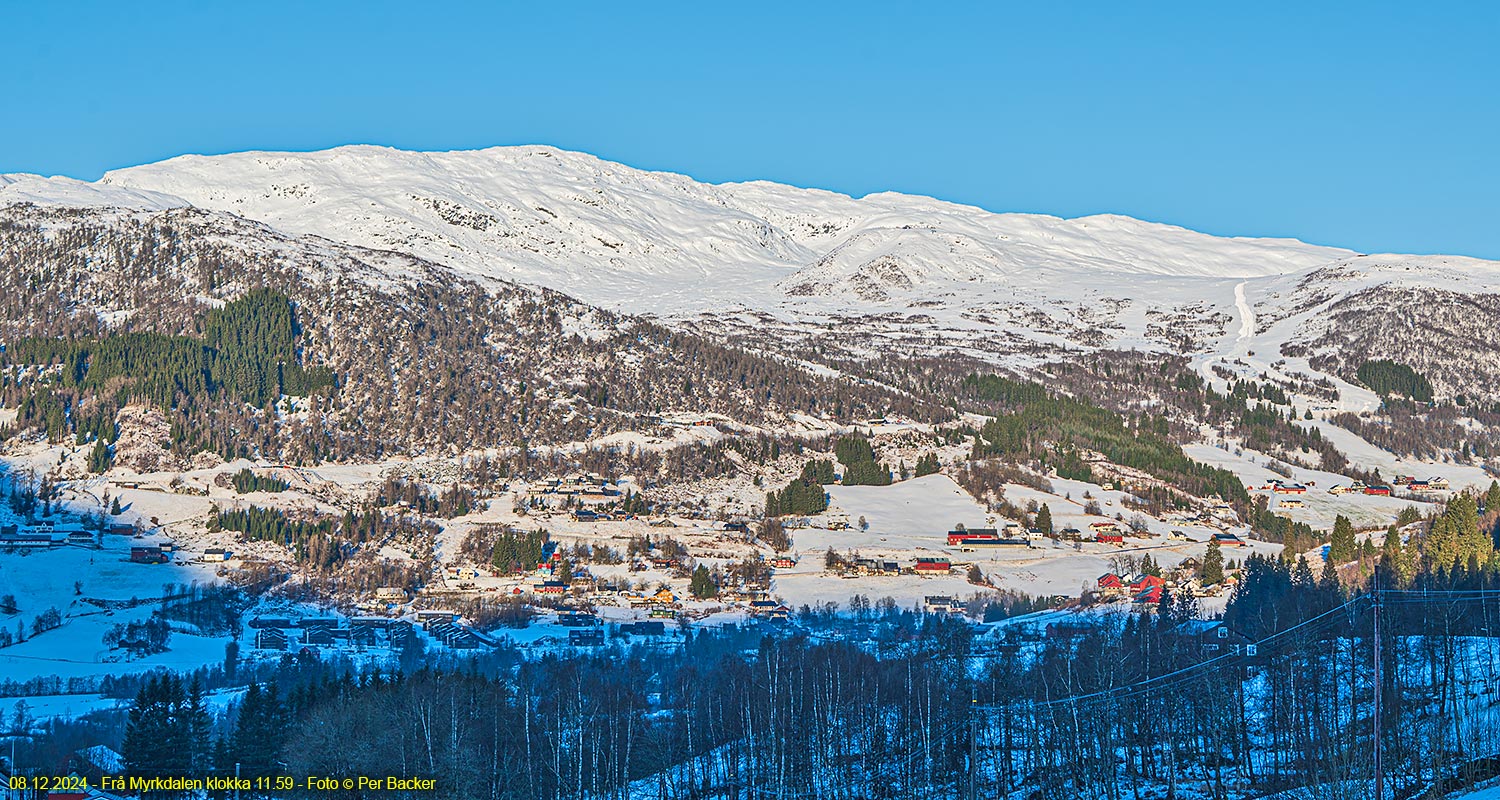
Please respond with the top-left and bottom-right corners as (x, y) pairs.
(1484, 480), (1500, 513)
(1035, 503), (1054, 536)
(1318, 555), (1340, 596)
(689, 564), (718, 599)
(1328, 514), (1357, 564)
(87, 438), (112, 473)
(158, 674), (194, 776)
(123, 676), (171, 778)
(186, 676), (213, 772)
(232, 682), (286, 778)
(1201, 539), (1225, 585)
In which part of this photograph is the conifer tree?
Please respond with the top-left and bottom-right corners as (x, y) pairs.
(1484, 480), (1500, 513)
(231, 682), (285, 778)
(1328, 515), (1357, 564)
(1201, 538), (1225, 585)
(1035, 503), (1054, 536)
(689, 564), (717, 599)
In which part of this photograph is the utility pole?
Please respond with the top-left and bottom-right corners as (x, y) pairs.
(1373, 565), (1383, 800)
(968, 682), (978, 800)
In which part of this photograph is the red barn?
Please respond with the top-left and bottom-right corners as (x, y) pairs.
(913, 557), (952, 574)
(948, 528), (998, 545)
(1097, 532), (1125, 545)
(1364, 485), (1392, 496)
(129, 546), (166, 564)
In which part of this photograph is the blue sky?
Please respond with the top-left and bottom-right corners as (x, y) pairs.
(4, 1), (1497, 258)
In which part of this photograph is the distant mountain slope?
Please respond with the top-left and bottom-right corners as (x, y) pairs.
(5, 144), (1500, 405)
(0, 203), (931, 461)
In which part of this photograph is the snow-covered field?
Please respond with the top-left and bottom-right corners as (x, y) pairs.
(0, 533), (232, 683)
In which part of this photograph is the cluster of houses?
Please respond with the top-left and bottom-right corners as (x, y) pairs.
(249, 612), (493, 652)
(537, 473), (619, 498)
(1096, 558), (1235, 606)
(943, 519), (1185, 550)
(1162, 505), (1238, 530)
(836, 556), (902, 577)
(826, 554), (957, 577)
(1268, 475), (1449, 498)
(1324, 476), (1447, 496)
(125, 542), (229, 564)
(571, 508), (632, 522)
(1395, 475), (1450, 491)
(1097, 572), (1170, 605)
(0, 519), (135, 550)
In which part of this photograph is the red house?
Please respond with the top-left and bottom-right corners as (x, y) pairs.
(1133, 585), (1165, 605)
(1097, 532), (1125, 545)
(1129, 574), (1166, 593)
(129, 546), (166, 564)
(913, 557), (952, 574)
(948, 528), (998, 545)
(1097, 573), (1127, 598)
(1364, 485), (1392, 496)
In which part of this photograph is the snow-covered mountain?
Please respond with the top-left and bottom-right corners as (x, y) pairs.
(7, 144), (1500, 403)
(82, 146), (1349, 311)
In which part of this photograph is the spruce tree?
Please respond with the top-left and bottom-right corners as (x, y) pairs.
(1035, 503), (1054, 536)
(187, 677), (212, 772)
(1484, 480), (1500, 513)
(1201, 539), (1225, 585)
(689, 564), (717, 599)
(1328, 515), (1356, 564)
(123, 676), (168, 778)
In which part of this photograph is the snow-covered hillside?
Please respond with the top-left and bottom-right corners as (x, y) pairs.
(87, 146), (1350, 312)
(8, 144), (1500, 400)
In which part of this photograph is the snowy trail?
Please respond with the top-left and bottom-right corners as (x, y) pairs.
(1233, 280), (1254, 344)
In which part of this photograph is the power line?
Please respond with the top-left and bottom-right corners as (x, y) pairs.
(987, 595), (1369, 711)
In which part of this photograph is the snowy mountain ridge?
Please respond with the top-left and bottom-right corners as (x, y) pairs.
(77, 145), (1356, 305)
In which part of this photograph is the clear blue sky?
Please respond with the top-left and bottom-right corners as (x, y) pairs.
(4, 1), (1497, 258)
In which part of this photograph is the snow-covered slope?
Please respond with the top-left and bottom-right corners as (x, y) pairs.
(0, 172), (186, 210)
(90, 145), (1350, 312)
(7, 143), (1499, 399)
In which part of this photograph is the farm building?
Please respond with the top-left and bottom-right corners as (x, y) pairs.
(913, 556), (952, 574)
(129, 546), (167, 563)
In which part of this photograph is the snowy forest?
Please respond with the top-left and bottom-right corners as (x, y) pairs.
(1, 561), (1496, 800)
